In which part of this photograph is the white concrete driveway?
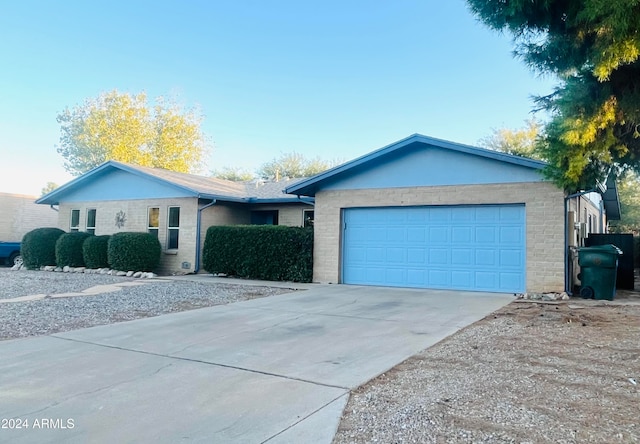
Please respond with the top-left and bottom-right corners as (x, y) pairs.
(0, 285), (513, 443)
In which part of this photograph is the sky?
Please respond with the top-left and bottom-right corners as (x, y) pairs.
(0, 0), (557, 197)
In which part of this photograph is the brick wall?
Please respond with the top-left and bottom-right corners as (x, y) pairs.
(58, 198), (198, 275)
(0, 193), (59, 242)
(313, 181), (565, 293)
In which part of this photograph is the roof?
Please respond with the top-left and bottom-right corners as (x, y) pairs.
(36, 160), (312, 205)
(285, 133), (547, 197)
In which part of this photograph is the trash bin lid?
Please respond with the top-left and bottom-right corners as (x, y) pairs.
(578, 244), (623, 255)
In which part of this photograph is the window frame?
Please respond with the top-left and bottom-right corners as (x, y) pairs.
(303, 209), (314, 228)
(70, 209), (80, 232)
(148, 207), (160, 239)
(167, 206), (180, 250)
(86, 208), (96, 235)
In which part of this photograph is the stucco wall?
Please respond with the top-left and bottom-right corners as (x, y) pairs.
(58, 197), (198, 275)
(0, 193), (59, 242)
(313, 181), (565, 293)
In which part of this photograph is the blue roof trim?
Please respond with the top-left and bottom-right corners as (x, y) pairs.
(247, 197), (315, 205)
(285, 134), (547, 197)
(36, 161), (202, 205)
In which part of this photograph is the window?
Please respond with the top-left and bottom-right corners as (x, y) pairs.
(167, 207), (180, 249)
(148, 207), (159, 238)
(86, 209), (96, 235)
(303, 210), (314, 228)
(250, 210), (279, 225)
(70, 209), (80, 232)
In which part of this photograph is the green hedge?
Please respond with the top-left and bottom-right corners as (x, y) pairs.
(107, 232), (161, 271)
(83, 235), (111, 269)
(21, 227), (65, 269)
(202, 225), (313, 282)
(55, 232), (93, 267)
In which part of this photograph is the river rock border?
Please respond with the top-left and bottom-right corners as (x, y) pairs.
(11, 264), (157, 279)
(516, 292), (570, 301)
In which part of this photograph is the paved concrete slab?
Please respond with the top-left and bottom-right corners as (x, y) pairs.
(0, 285), (513, 443)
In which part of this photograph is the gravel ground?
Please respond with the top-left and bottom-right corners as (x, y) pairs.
(0, 268), (291, 340)
(334, 299), (640, 444)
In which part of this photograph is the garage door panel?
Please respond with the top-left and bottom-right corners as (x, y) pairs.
(428, 227), (448, 243)
(452, 227), (472, 243)
(407, 248), (426, 264)
(475, 227), (496, 243)
(387, 248), (406, 263)
(343, 205), (525, 293)
(451, 249), (472, 265)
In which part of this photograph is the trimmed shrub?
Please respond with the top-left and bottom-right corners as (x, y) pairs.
(107, 232), (161, 271)
(56, 232), (93, 267)
(202, 225), (313, 282)
(21, 227), (65, 269)
(83, 235), (111, 269)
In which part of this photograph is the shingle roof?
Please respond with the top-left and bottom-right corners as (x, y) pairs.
(36, 160), (312, 205)
(122, 162), (308, 201)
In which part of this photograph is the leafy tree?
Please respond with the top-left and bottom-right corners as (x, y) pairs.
(479, 119), (544, 159)
(257, 153), (341, 180)
(56, 90), (208, 176)
(210, 167), (256, 182)
(40, 182), (59, 196)
(467, 0), (640, 190)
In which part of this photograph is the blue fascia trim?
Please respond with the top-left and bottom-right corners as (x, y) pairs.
(198, 193), (248, 203)
(247, 197), (315, 205)
(285, 134), (547, 197)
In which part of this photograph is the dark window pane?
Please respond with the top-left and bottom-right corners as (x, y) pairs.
(87, 209), (96, 228)
(250, 210), (278, 225)
(168, 207), (180, 228)
(87, 229), (95, 235)
(303, 210), (314, 228)
(71, 210), (80, 228)
(168, 229), (179, 249)
(148, 228), (159, 238)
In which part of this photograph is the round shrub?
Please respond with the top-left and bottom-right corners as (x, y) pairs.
(108, 232), (161, 272)
(55, 232), (93, 267)
(21, 227), (65, 269)
(83, 235), (111, 269)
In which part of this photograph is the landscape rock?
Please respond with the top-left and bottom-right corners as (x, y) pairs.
(62, 266), (71, 273)
(116, 271), (127, 276)
(133, 271), (143, 278)
(126, 271), (134, 277)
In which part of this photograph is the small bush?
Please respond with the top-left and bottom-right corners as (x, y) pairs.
(21, 227), (65, 269)
(107, 232), (161, 271)
(203, 225), (313, 282)
(55, 232), (93, 267)
(83, 235), (111, 269)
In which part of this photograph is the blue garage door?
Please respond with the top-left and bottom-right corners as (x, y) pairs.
(342, 205), (525, 293)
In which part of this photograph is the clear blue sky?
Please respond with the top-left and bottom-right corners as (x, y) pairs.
(0, 0), (556, 196)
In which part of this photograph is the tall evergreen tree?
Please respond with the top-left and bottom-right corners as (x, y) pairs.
(467, 0), (640, 190)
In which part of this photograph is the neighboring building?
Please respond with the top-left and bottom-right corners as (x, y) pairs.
(0, 192), (59, 242)
(37, 161), (313, 275)
(286, 134), (620, 294)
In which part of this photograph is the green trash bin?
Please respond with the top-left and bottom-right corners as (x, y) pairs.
(577, 244), (622, 300)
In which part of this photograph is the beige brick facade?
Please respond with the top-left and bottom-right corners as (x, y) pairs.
(57, 199), (311, 275)
(59, 198), (198, 275)
(0, 193), (59, 242)
(313, 181), (565, 293)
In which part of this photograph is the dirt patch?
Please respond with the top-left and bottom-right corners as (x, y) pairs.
(334, 301), (640, 443)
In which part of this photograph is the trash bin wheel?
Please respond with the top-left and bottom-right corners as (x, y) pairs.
(580, 286), (595, 299)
